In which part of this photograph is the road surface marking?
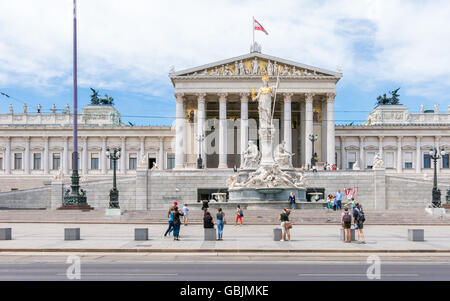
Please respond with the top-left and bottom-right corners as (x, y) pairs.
(298, 273), (418, 277)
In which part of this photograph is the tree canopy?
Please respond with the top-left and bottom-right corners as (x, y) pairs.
(90, 88), (114, 106)
(376, 88), (401, 107)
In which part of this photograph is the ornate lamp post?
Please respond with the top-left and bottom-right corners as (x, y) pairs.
(309, 134), (319, 167)
(106, 147), (121, 209)
(61, 0), (91, 210)
(429, 146), (446, 207)
(196, 133), (205, 169)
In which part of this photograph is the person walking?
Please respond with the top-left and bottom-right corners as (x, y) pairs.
(278, 208), (291, 241)
(203, 211), (214, 228)
(182, 204), (189, 226)
(332, 195), (337, 211)
(201, 199), (209, 212)
(172, 206), (184, 241)
(353, 202), (366, 244)
(336, 190), (343, 210)
(341, 207), (353, 243)
(327, 194), (332, 210)
(235, 205), (243, 225)
(164, 206), (175, 237)
(216, 208), (226, 240)
(288, 192), (296, 210)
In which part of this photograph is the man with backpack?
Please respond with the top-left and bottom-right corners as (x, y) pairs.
(353, 202), (366, 244)
(341, 207), (353, 243)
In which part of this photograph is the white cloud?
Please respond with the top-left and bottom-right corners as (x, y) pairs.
(0, 0), (449, 103)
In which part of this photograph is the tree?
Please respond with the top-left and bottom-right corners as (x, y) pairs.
(375, 88), (401, 107)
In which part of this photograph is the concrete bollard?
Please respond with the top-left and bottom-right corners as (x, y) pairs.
(204, 228), (216, 241)
(408, 229), (424, 241)
(0, 228), (12, 240)
(135, 228), (148, 241)
(273, 228), (282, 241)
(64, 228), (80, 241)
(340, 228), (356, 242)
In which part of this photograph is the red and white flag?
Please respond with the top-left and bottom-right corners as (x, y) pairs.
(254, 18), (268, 35)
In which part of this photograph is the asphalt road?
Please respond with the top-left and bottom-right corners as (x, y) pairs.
(0, 261), (449, 281)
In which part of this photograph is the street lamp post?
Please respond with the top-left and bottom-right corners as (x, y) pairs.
(196, 134), (205, 169)
(429, 146), (446, 208)
(106, 147), (121, 209)
(61, 0), (91, 210)
(309, 134), (318, 168)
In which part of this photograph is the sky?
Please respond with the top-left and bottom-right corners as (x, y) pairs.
(1, 0), (450, 126)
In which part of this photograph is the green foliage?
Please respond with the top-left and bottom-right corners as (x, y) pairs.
(90, 88), (114, 106)
(376, 88), (401, 107)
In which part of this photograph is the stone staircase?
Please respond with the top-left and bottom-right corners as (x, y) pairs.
(0, 208), (449, 225)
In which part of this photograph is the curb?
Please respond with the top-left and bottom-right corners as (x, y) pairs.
(1, 248), (450, 253)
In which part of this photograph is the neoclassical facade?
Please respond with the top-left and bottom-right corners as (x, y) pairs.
(0, 50), (449, 193)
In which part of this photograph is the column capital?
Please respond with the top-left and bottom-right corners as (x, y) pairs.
(397, 136), (403, 141)
(63, 136), (69, 142)
(218, 92), (228, 102)
(24, 136), (30, 142)
(340, 136), (346, 142)
(5, 136), (11, 141)
(196, 92), (206, 103)
(140, 136), (146, 142)
(284, 93), (294, 103)
(240, 92), (250, 102)
(378, 136), (384, 141)
(101, 136), (107, 142)
(416, 135), (422, 141)
(435, 136), (441, 142)
(80, 136), (88, 143)
(120, 136), (126, 142)
(326, 92), (336, 102)
(159, 136), (165, 143)
(305, 93), (314, 103)
(359, 136), (365, 142)
(175, 92), (184, 103)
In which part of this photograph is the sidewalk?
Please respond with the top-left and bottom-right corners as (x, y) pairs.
(1, 223), (450, 253)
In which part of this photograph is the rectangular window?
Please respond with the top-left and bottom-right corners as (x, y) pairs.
(424, 154), (431, 169)
(386, 152), (394, 168)
(404, 152), (413, 169)
(443, 154), (449, 169)
(347, 152), (356, 169)
(167, 154), (175, 170)
(91, 153), (99, 170)
(366, 152), (375, 169)
(129, 153), (137, 170)
(33, 153), (41, 170)
(14, 153), (22, 170)
(52, 153), (61, 170)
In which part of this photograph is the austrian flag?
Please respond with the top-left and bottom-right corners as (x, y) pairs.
(254, 18), (268, 35)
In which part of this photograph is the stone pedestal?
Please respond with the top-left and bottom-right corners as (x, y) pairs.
(273, 228), (282, 241)
(204, 228), (216, 241)
(0, 228), (12, 240)
(408, 229), (424, 241)
(134, 228), (148, 241)
(425, 208), (446, 217)
(106, 208), (122, 216)
(340, 228), (356, 241)
(64, 228), (80, 241)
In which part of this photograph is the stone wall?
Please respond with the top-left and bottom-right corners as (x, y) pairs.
(0, 186), (50, 209)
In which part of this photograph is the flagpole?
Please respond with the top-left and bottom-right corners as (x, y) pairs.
(252, 16), (254, 47)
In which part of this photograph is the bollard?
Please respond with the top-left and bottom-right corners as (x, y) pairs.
(340, 228), (356, 242)
(64, 228), (80, 241)
(273, 228), (282, 241)
(408, 229), (424, 241)
(204, 228), (216, 241)
(135, 228), (148, 241)
(0, 228), (12, 240)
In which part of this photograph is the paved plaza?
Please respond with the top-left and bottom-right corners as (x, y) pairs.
(1, 223), (450, 252)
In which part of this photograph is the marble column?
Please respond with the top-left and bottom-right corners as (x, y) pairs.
(82, 137), (88, 175)
(139, 137), (145, 164)
(63, 137), (69, 174)
(102, 137), (108, 174)
(359, 136), (365, 170)
(283, 93), (293, 157)
(240, 93), (249, 166)
(416, 136), (422, 173)
(197, 93), (206, 167)
(5, 137), (11, 174)
(300, 101), (306, 166)
(24, 137), (30, 174)
(304, 93), (314, 167)
(121, 137), (126, 173)
(378, 136), (384, 157)
(340, 136), (345, 170)
(397, 136), (403, 173)
(159, 137), (164, 170)
(218, 93), (228, 169)
(175, 93), (185, 169)
(43, 137), (49, 174)
(321, 98), (327, 161)
(326, 93), (336, 165)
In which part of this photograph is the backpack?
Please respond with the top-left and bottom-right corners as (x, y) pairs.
(239, 210), (244, 217)
(355, 208), (365, 223)
(343, 212), (351, 223)
(169, 211), (174, 222)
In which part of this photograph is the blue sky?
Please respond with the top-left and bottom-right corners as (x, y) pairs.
(1, 0), (449, 126)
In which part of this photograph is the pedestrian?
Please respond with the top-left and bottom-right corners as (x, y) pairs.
(323, 162), (328, 170)
(172, 206), (184, 241)
(164, 204), (175, 237)
(288, 192), (296, 210)
(216, 208), (226, 240)
(341, 207), (353, 243)
(182, 204), (189, 226)
(336, 190), (343, 210)
(327, 194), (332, 209)
(235, 205), (243, 225)
(233, 165), (238, 172)
(353, 202), (366, 244)
(201, 199), (209, 212)
(203, 211), (214, 228)
(332, 195), (337, 211)
(278, 208), (292, 241)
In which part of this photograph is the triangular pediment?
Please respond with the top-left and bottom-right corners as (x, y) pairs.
(170, 52), (342, 80)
